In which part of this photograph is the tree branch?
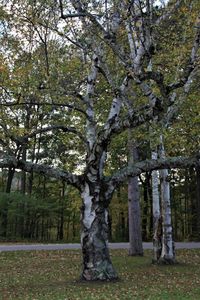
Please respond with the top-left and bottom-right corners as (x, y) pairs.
(0, 99), (88, 117)
(22, 125), (86, 143)
(108, 155), (200, 188)
(0, 123), (86, 146)
(59, 0), (102, 19)
(155, 0), (182, 25)
(0, 155), (82, 189)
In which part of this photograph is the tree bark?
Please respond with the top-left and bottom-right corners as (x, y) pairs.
(142, 175), (148, 241)
(2, 167), (15, 237)
(159, 138), (176, 264)
(128, 175), (143, 255)
(6, 167), (15, 193)
(196, 167), (200, 240)
(80, 182), (118, 281)
(128, 143), (143, 256)
(151, 150), (162, 263)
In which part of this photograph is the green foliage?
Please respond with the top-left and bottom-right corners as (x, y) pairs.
(0, 187), (81, 242)
(165, 90), (200, 157)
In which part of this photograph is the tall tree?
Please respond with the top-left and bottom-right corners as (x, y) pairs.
(151, 148), (162, 263)
(0, 0), (200, 280)
(128, 133), (143, 256)
(159, 135), (175, 263)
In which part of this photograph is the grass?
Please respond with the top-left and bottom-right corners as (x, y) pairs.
(0, 249), (200, 300)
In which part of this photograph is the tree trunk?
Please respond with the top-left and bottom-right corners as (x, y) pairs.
(190, 168), (197, 239)
(58, 183), (65, 240)
(80, 182), (118, 281)
(128, 134), (143, 256)
(151, 150), (162, 263)
(159, 138), (176, 264)
(107, 210), (112, 241)
(6, 167), (15, 193)
(28, 171), (34, 195)
(196, 167), (200, 240)
(72, 211), (76, 239)
(2, 167), (15, 237)
(159, 167), (175, 263)
(142, 175), (148, 241)
(128, 174), (143, 256)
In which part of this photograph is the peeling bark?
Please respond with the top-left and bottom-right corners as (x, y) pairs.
(159, 168), (176, 264)
(158, 138), (176, 264)
(80, 182), (118, 281)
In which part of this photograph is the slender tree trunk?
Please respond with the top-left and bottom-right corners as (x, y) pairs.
(21, 169), (26, 194)
(128, 133), (143, 256)
(66, 216), (70, 241)
(72, 211), (76, 239)
(190, 168), (197, 239)
(142, 175), (148, 241)
(184, 170), (189, 239)
(107, 210), (112, 241)
(148, 178), (153, 240)
(151, 150), (162, 263)
(58, 183), (65, 240)
(159, 137), (176, 264)
(28, 171), (34, 195)
(2, 167), (15, 237)
(128, 174), (143, 256)
(6, 167), (15, 193)
(80, 182), (118, 281)
(196, 167), (200, 240)
(120, 212), (126, 241)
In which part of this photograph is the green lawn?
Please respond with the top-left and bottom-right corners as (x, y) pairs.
(0, 249), (200, 300)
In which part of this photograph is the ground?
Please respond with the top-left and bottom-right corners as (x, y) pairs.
(0, 249), (200, 299)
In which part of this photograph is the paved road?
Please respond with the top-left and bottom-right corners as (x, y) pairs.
(1, 242), (200, 252)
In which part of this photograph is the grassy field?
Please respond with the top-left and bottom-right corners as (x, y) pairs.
(0, 249), (200, 300)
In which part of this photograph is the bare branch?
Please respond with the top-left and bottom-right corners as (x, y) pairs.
(109, 155), (200, 188)
(0, 155), (82, 189)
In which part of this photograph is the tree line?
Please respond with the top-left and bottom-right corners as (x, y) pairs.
(1, 166), (199, 242)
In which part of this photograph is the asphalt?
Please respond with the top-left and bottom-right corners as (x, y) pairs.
(0, 242), (200, 252)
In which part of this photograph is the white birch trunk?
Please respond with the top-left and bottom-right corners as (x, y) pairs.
(151, 150), (162, 263)
(159, 136), (176, 264)
(85, 53), (98, 150)
(80, 181), (118, 281)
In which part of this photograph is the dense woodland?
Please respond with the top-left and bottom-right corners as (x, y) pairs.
(0, 169), (200, 242)
(0, 0), (200, 280)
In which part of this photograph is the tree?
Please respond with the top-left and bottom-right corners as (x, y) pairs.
(0, 0), (200, 280)
(128, 132), (143, 256)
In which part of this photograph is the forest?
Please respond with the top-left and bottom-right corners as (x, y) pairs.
(0, 0), (200, 281)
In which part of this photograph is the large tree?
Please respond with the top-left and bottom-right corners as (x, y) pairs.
(0, 0), (200, 280)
